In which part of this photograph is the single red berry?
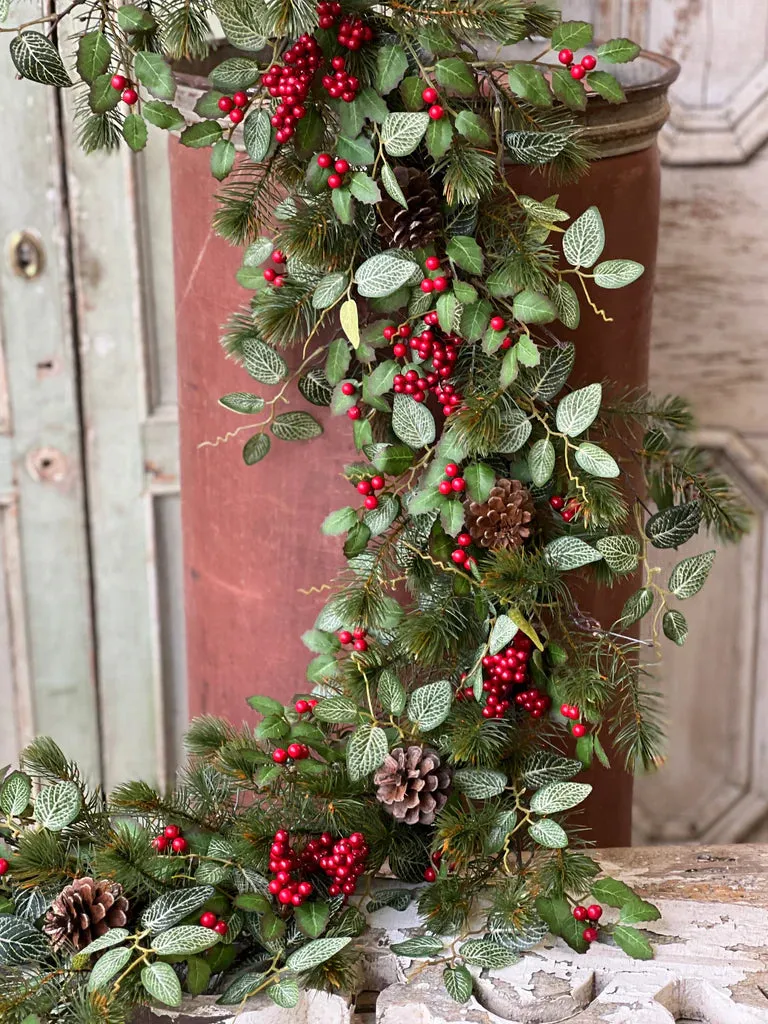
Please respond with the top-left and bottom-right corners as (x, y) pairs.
(353, 627), (367, 639)
(572, 723), (587, 738)
(341, 382), (356, 396)
(572, 905), (588, 921)
(347, 406), (361, 420)
(357, 480), (372, 496)
(334, 158), (350, 174)
(561, 508), (576, 522)
(121, 88), (138, 105)
(570, 64), (586, 80)
(353, 637), (368, 652)
(393, 342), (407, 357)
(298, 881), (313, 896)
(273, 748), (289, 764)
(490, 316), (506, 332)
(425, 255), (441, 271)
(171, 837), (188, 854)
(457, 533), (471, 547)
(272, 249), (286, 263)
(278, 888), (293, 904)
(275, 829), (289, 842)
(111, 74), (127, 91)
(151, 835), (168, 852)
(428, 104), (444, 120)
(327, 173), (343, 189)
(164, 824), (181, 839)
(228, 108), (244, 125)
(338, 630), (353, 645)
(273, 275), (286, 288)
(398, 324), (412, 337)
(423, 866), (437, 882)
(420, 278), (435, 293)
(383, 326), (397, 340)
(444, 463), (458, 478)
(583, 927), (599, 943)
(200, 911), (218, 928)
(422, 86), (438, 104)
(317, 152), (333, 168)
(451, 477), (466, 493)
(287, 742), (304, 759)
(438, 480), (453, 496)
(233, 91), (248, 107)
(218, 95), (235, 113)
(214, 920), (228, 935)
(263, 268), (277, 283)
(581, 54), (597, 71)
(431, 849), (442, 864)
(364, 495), (378, 510)
(0, 857), (9, 876)
(549, 495), (565, 511)
(451, 549), (468, 565)
(560, 703), (572, 719)
(433, 276), (448, 292)
(587, 904), (603, 921)
(558, 48), (574, 65)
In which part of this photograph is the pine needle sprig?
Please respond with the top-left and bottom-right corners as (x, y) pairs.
(213, 159), (284, 246)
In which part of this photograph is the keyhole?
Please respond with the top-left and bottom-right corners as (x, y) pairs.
(8, 231), (45, 279)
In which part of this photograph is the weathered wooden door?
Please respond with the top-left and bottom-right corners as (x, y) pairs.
(0, 9), (185, 791)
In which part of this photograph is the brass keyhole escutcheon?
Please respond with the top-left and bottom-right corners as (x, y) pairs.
(8, 231), (45, 279)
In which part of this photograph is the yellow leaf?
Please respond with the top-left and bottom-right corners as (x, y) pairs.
(340, 299), (360, 349)
(508, 606), (544, 651)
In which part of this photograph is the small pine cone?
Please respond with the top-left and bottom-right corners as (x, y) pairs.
(43, 877), (130, 951)
(374, 745), (452, 826)
(376, 167), (443, 249)
(466, 478), (536, 550)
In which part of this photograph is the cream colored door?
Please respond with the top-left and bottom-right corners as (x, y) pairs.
(567, 0), (768, 843)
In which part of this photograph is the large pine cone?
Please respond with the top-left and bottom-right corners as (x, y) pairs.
(374, 745), (452, 826)
(466, 478), (536, 550)
(376, 167), (442, 249)
(43, 877), (130, 951)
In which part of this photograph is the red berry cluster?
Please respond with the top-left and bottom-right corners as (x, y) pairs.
(356, 473), (385, 511)
(560, 703), (587, 738)
(110, 74), (137, 106)
(272, 742), (310, 764)
(336, 14), (374, 50)
(423, 849), (443, 882)
(421, 87), (443, 120)
(438, 462), (465, 495)
(450, 531), (474, 571)
(199, 911), (228, 936)
(557, 48), (597, 80)
(315, 0), (342, 28)
(151, 824), (188, 854)
(457, 633), (547, 720)
(217, 90), (249, 124)
(419, 255), (449, 294)
(294, 698), (318, 714)
(321, 56), (360, 102)
(388, 313), (464, 415)
(338, 627), (368, 652)
(0, 857), (9, 876)
(549, 495), (581, 523)
(573, 902), (602, 942)
(317, 152), (351, 189)
(262, 248), (287, 288)
(261, 35), (323, 144)
(314, 831), (369, 896)
(267, 829), (315, 906)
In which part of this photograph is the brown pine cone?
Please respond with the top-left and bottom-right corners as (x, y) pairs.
(374, 745), (452, 826)
(376, 167), (443, 249)
(43, 877), (130, 951)
(466, 478), (536, 550)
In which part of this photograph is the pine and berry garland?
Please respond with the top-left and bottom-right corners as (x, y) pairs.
(2, 0), (752, 1020)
